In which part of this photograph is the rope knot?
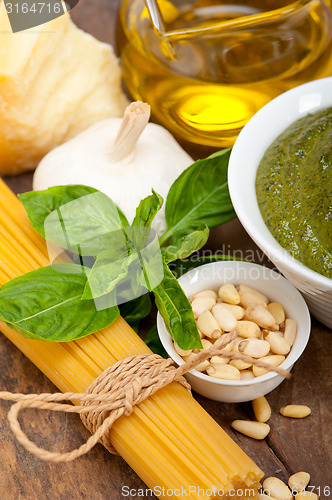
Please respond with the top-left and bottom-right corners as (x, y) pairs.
(80, 353), (191, 454)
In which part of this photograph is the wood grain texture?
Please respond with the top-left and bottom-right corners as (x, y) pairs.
(1, 0), (332, 498)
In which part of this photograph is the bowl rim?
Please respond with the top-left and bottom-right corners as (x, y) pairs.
(228, 77), (332, 289)
(157, 260), (311, 387)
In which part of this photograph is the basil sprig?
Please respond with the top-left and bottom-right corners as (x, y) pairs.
(0, 149), (235, 349)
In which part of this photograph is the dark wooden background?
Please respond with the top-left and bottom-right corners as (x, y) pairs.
(0, 0), (331, 498)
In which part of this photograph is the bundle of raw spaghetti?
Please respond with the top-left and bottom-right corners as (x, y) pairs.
(0, 178), (263, 499)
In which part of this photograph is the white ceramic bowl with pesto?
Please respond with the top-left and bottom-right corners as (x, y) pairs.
(157, 261), (310, 403)
(228, 77), (332, 329)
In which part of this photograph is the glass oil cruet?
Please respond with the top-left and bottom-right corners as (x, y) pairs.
(117, 0), (332, 147)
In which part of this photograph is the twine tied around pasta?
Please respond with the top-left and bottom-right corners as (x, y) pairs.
(0, 330), (290, 462)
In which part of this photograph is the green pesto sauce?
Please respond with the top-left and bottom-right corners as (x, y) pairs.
(256, 106), (332, 279)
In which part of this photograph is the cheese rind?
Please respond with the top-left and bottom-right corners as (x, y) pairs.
(0, 4), (128, 175)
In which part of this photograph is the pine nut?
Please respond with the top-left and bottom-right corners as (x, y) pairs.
(258, 494), (278, 500)
(212, 330), (223, 339)
(200, 338), (213, 350)
(252, 396), (271, 422)
(262, 477), (292, 500)
(238, 285), (268, 307)
(207, 364), (241, 380)
(267, 302), (286, 324)
(187, 283), (295, 384)
(173, 342), (192, 357)
(212, 304), (237, 331)
(217, 303), (245, 320)
(238, 285), (268, 301)
(230, 358), (252, 370)
(183, 353), (210, 372)
(294, 492), (318, 500)
(288, 472), (310, 493)
(198, 328), (204, 339)
(263, 330), (291, 355)
(284, 318), (297, 346)
(240, 370), (255, 380)
(192, 289), (218, 301)
(218, 283), (240, 304)
(196, 310), (221, 338)
(231, 420), (270, 439)
(237, 320), (261, 338)
(252, 355), (285, 377)
(238, 339), (270, 358)
(210, 354), (230, 365)
(246, 304), (279, 330)
(280, 405), (311, 418)
(191, 296), (216, 317)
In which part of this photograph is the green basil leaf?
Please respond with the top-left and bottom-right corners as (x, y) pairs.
(144, 325), (168, 358)
(44, 190), (126, 257)
(162, 226), (209, 263)
(132, 189), (163, 228)
(152, 260), (202, 350)
(129, 190), (163, 254)
(82, 248), (137, 300)
(0, 264), (119, 342)
(169, 254), (242, 278)
(161, 149), (236, 245)
(120, 293), (152, 328)
(19, 186), (129, 256)
(19, 185), (98, 237)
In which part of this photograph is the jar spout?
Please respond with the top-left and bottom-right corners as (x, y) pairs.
(144, 0), (176, 58)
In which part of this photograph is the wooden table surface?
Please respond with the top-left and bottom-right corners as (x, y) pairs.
(0, 1), (331, 499)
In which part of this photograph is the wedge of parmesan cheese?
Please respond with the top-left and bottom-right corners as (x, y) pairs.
(0, 3), (128, 175)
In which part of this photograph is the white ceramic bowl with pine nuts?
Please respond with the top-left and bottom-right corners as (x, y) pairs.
(228, 77), (332, 329)
(157, 261), (310, 403)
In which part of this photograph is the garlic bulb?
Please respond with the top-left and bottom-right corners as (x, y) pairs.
(33, 102), (193, 234)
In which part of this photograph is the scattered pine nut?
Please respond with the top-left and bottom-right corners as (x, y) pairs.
(294, 492), (318, 500)
(252, 396), (271, 423)
(258, 494), (278, 500)
(280, 405), (311, 418)
(231, 420), (270, 440)
(263, 477), (292, 500)
(288, 472), (310, 493)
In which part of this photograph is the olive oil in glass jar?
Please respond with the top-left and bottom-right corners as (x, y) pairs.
(117, 0), (332, 147)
